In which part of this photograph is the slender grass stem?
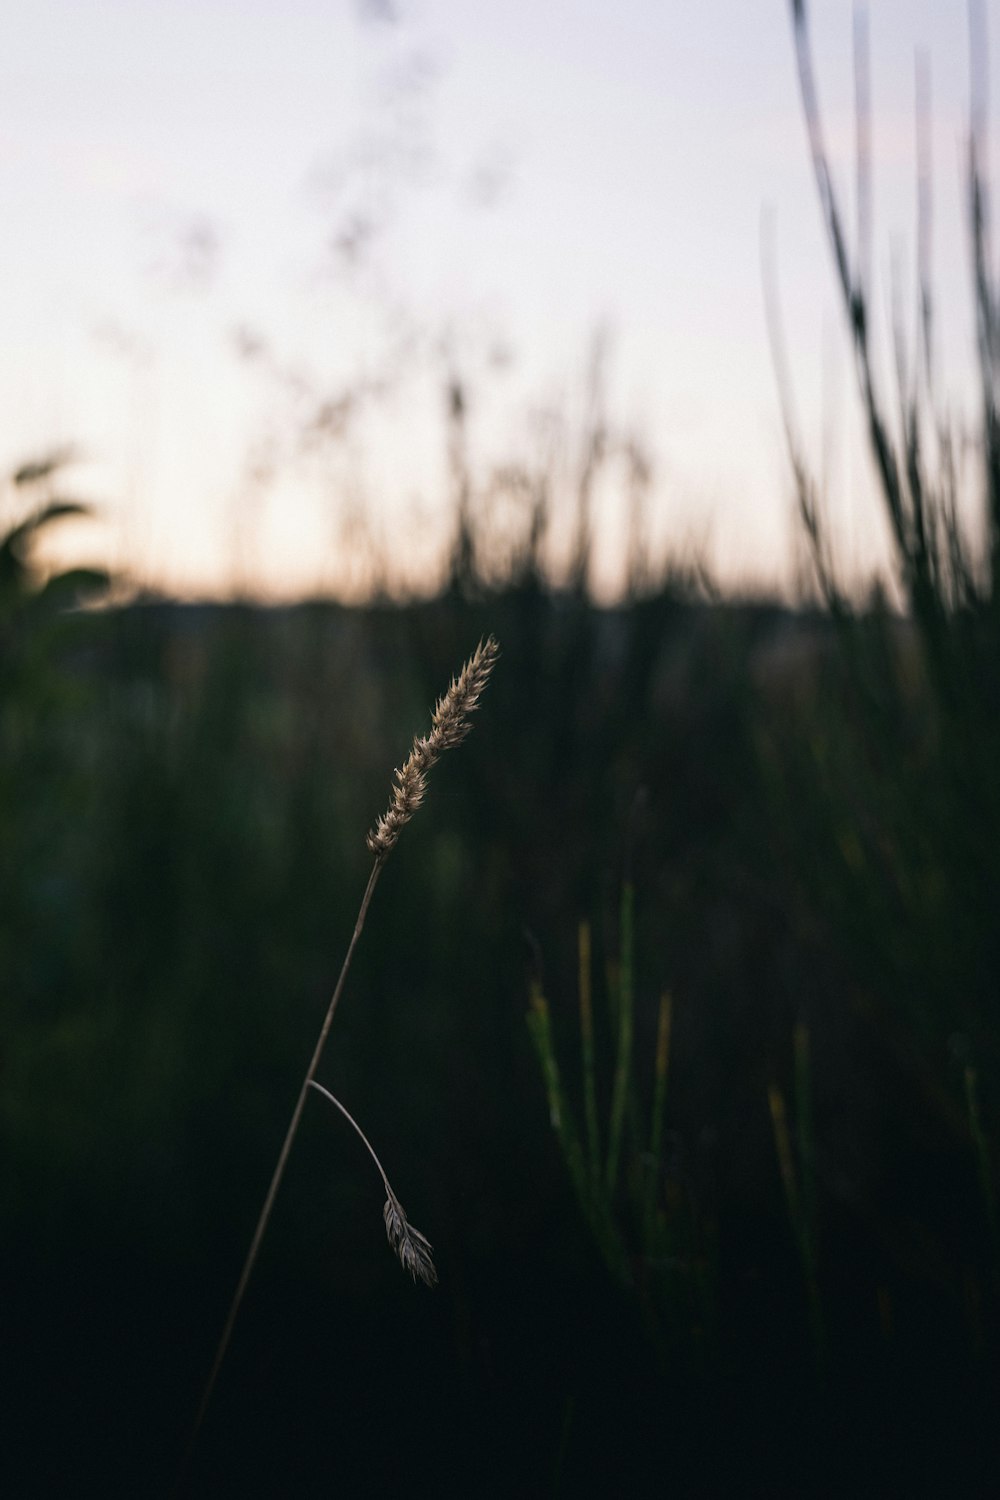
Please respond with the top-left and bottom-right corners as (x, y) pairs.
(308, 1078), (393, 1193)
(183, 859), (383, 1474)
(178, 635), (498, 1493)
(527, 977), (585, 1190)
(526, 974), (628, 1280)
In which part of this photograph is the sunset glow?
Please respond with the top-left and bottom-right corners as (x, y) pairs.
(1, 0), (993, 600)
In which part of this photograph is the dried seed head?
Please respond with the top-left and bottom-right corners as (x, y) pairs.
(367, 635), (499, 859)
(383, 1195), (438, 1286)
(308, 1082), (437, 1289)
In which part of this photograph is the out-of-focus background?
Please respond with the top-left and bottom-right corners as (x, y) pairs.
(4, 2), (1000, 1493)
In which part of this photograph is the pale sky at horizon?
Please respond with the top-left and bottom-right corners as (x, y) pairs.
(0, 0), (995, 602)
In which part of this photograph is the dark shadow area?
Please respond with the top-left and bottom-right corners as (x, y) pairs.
(7, 5), (1000, 1493)
(3, 564), (1000, 1495)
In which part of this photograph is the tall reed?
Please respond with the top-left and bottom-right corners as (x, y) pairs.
(183, 634), (499, 1474)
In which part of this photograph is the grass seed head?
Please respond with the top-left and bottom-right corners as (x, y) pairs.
(367, 635), (499, 858)
(383, 1195), (438, 1286)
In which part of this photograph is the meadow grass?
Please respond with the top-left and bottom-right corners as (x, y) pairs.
(6, 521), (1000, 1490)
(181, 635), (498, 1482)
(527, 876), (715, 1356)
(7, 9), (1000, 1485)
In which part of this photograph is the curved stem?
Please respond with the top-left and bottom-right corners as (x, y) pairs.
(308, 1079), (437, 1291)
(307, 1079), (396, 1202)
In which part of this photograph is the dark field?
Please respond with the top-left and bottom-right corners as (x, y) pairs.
(8, 3), (1000, 1493)
(4, 576), (1000, 1496)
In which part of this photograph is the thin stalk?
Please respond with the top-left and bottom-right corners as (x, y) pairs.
(308, 1079), (394, 1194)
(178, 634), (498, 1495)
(527, 978), (585, 1194)
(183, 859), (383, 1471)
(527, 975), (628, 1283)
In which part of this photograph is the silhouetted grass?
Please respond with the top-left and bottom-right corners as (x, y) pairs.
(4, 511), (1000, 1494)
(6, 10), (1000, 1489)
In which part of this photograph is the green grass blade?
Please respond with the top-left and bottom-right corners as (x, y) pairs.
(528, 975), (630, 1283)
(528, 979), (587, 1207)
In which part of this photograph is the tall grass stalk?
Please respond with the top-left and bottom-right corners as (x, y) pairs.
(528, 881), (685, 1310)
(527, 961), (628, 1282)
(182, 635), (498, 1478)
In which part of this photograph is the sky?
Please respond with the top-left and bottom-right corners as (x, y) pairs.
(0, 0), (995, 601)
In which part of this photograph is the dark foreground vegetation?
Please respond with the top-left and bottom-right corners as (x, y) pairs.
(3, 543), (1000, 1495)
